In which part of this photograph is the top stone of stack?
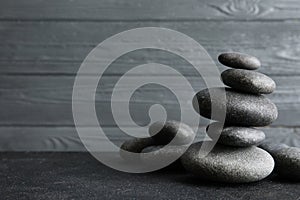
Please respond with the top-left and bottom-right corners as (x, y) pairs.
(192, 52), (278, 126)
(218, 52), (261, 70)
(218, 52), (276, 95)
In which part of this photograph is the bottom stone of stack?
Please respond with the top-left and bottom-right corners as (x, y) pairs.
(181, 142), (274, 183)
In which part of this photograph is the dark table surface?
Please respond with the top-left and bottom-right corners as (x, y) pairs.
(1, 152), (300, 200)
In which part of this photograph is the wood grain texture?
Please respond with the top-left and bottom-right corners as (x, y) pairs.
(1, 0), (300, 151)
(0, 0), (300, 21)
(0, 21), (300, 76)
(0, 75), (299, 126)
(0, 126), (299, 151)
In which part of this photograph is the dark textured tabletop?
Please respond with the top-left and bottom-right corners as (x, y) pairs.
(1, 152), (299, 200)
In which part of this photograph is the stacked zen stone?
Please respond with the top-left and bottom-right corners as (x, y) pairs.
(181, 52), (278, 183)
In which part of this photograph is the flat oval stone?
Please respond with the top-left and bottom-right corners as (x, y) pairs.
(218, 52), (261, 70)
(120, 138), (155, 153)
(141, 146), (186, 170)
(142, 145), (186, 161)
(207, 122), (265, 147)
(193, 88), (278, 126)
(259, 141), (289, 152)
(260, 143), (300, 181)
(181, 143), (274, 183)
(120, 138), (155, 160)
(221, 69), (276, 94)
(149, 121), (194, 145)
(142, 145), (186, 155)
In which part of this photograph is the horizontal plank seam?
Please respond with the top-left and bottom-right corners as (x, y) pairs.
(0, 73), (299, 77)
(0, 18), (299, 23)
(0, 124), (298, 128)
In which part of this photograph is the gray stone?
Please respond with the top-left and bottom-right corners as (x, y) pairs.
(120, 138), (155, 153)
(149, 120), (194, 145)
(259, 141), (289, 152)
(142, 145), (186, 161)
(207, 122), (265, 147)
(141, 145), (187, 170)
(260, 142), (300, 181)
(221, 69), (276, 94)
(193, 88), (278, 126)
(120, 138), (155, 160)
(181, 142), (274, 183)
(218, 52), (261, 70)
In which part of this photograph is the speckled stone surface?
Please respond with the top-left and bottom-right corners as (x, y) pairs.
(207, 122), (265, 147)
(141, 145), (186, 166)
(149, 121), (194, 145)
(120, 138), (155, 160)
(142, 145), (186, 155)
(181, 143), (274, 183)
(120, 138), (155, 153)
(260, 143), (300, 181)
(221, 69), (276, 94)
(120, 121), (194, 160)
(218, 52), (261, 70)
(260, 142), (290, 152)
(194, 88), (278, 126)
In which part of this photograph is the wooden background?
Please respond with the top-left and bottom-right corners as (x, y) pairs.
(1, 0), (300, 151)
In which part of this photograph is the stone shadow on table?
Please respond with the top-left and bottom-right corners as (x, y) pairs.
(149, 166), (299, 187)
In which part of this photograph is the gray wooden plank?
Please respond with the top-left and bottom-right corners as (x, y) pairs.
(0, 126), (208, 151)
(0, 75), (299, 126)
(0, 0), (299, 21)
(0, 21), (299, 76)
(0, 126), (298, 151)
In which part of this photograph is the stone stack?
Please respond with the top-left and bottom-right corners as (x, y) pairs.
(119, 52), (300, 183)
(181, 52), (278, 183)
